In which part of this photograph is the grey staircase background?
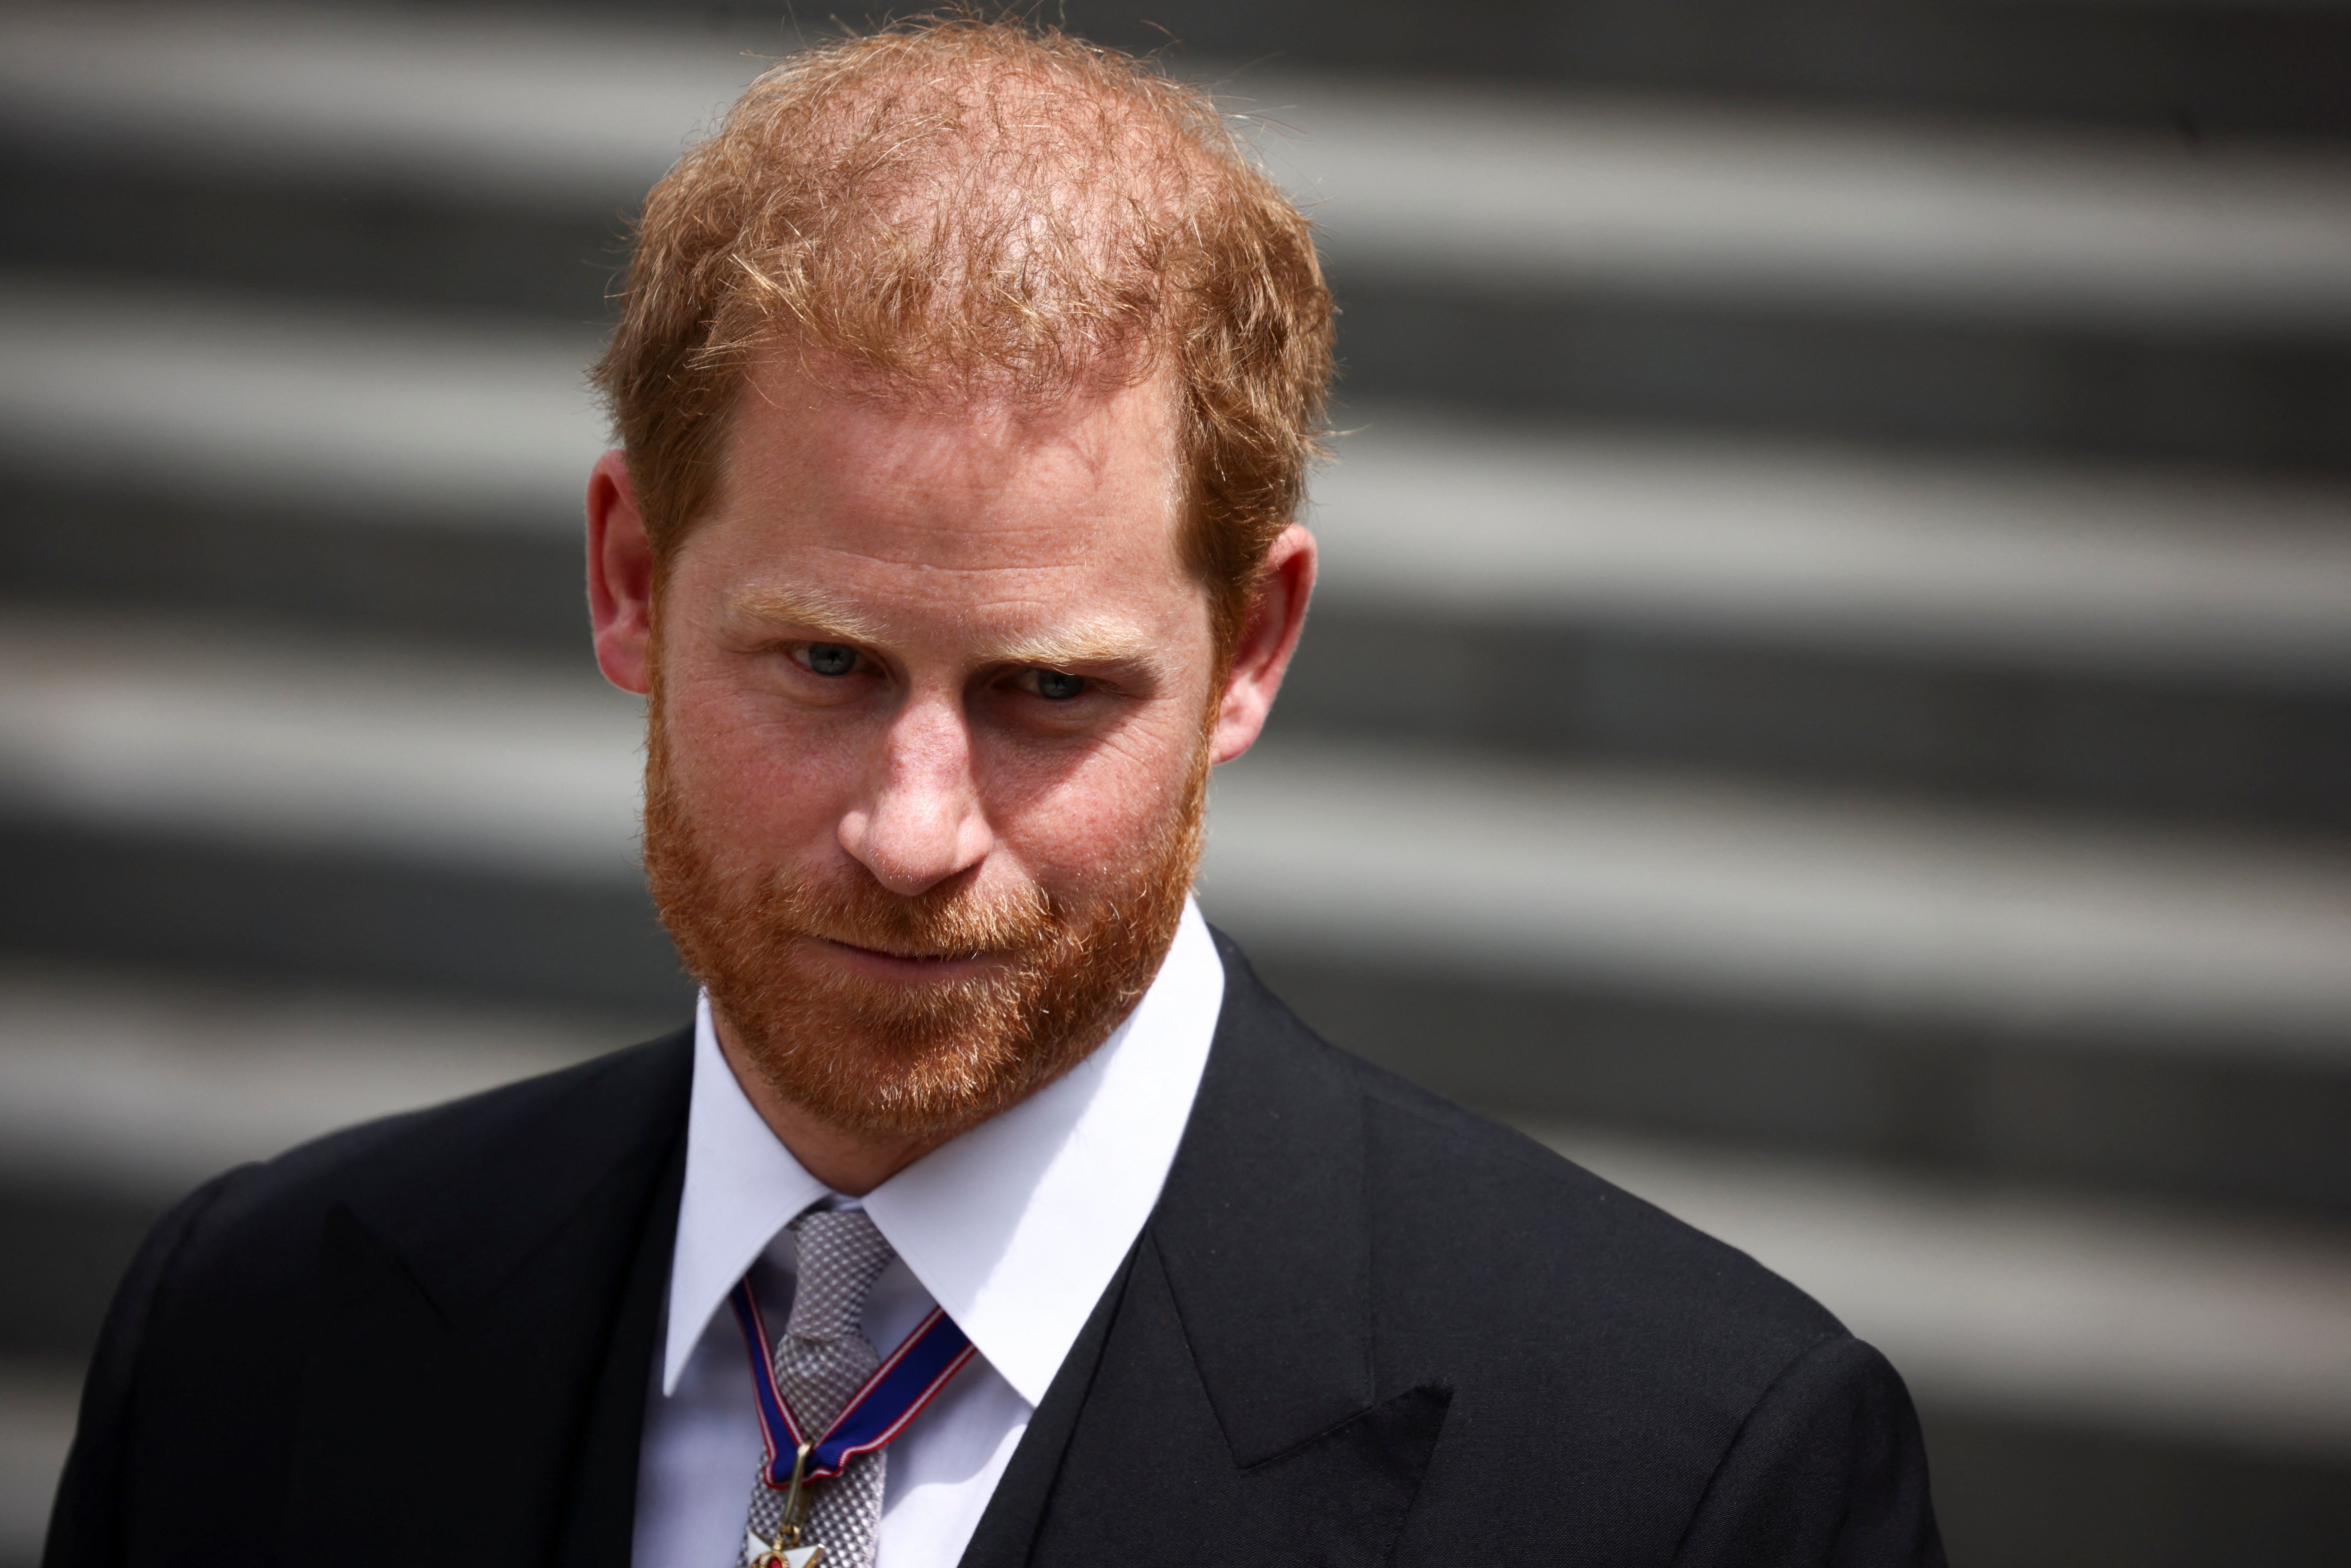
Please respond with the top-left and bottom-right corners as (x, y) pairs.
(3, 3), (2350, 1565)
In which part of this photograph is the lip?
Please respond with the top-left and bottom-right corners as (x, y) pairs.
(815, 936), (1006, 982)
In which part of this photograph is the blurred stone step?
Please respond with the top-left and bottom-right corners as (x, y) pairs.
(0, 3), (754, 324)
(0, 278), (606, 649)
(0, 961), (633, 1199)
(1216, 741), (2351, 1213)
(0, 955), (636, 1359)
(1206, 745), (2351, 1055)
(1063, 0), (2351, 140)
(7, 7), (2351, 466)
(9, 0), (2351, 152)
(0, 1358), (76, 1568)
(0, 607), (2343, 1210)
(12, 3), (2349, 325)
(1253, 75), (2351, 468)
(10, 277), (2351, 826)
(0, 605), (679, 1014)
(1290, 407), (2351, 828)
(1536, 1125), (2351, 1463)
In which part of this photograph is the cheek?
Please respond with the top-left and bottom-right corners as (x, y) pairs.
(985, 707), (1205, 887)
(657, 655), (849, 850)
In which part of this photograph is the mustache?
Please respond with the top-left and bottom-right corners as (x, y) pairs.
(753, 867), (1062, 963)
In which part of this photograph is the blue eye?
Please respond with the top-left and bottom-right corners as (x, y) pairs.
(1034, 670), (1087, 701)
(803, 643), (858, 676)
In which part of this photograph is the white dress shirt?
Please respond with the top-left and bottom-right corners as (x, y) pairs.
(632, 899), (1225, 1568)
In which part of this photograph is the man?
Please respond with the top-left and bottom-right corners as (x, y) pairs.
(47, 19), (1942, 1568)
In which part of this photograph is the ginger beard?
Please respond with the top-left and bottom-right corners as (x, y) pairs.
(641, 683), (1210, 1141)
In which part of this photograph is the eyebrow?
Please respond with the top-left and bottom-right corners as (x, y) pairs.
(992, 620), (1164, 675)
(726, 587), (1164, 677)
(725, 586), (886, 645)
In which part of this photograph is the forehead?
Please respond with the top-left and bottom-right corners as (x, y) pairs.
(702, 353), (1187, 580)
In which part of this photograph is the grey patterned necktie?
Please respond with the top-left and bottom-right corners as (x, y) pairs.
(742, 1208), (897, 1568)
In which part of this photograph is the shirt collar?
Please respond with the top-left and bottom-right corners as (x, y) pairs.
(661, 992), (828, 1394)
(661, 896), (1224, 1404)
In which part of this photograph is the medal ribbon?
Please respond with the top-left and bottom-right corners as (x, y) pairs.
(728, 1276), (978, 1485)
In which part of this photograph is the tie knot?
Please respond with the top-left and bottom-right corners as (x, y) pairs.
(784, 1208), (896, 1345)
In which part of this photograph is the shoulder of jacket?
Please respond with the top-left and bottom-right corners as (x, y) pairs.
(1307, 1029), (1847, 1354)
(168, 1028), (692, 1276)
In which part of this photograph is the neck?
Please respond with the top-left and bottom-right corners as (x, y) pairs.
(711, 1024), (956, 1196)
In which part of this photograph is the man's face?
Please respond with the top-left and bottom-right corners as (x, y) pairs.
(638, 357), (1218, 1137)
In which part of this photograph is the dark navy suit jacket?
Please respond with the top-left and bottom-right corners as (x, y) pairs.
(46, 932), (1944, 1567)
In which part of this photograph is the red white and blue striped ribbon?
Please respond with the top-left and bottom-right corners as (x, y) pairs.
(728, 1276), (978, 1484)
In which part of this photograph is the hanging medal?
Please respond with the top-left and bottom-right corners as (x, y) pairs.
(744, 1439), (825, 1568)
(730, 1277), (978, 1566)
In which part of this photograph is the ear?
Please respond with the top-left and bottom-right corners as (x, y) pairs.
(1210, 525), (1317, 765)
(586, 449), (655, 695)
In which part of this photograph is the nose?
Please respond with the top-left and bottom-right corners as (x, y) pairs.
(837, 691), (994, 896)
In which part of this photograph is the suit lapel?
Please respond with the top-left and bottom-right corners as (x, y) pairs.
(550, 1116), (686, 1568)
(1148, 933), (1375, 1462)
(281, 1034), (691, 1568)
(271, 953), (1438, 1568)
(952, 1247), (1140, 1568)
(966, 934), (1449, 1567)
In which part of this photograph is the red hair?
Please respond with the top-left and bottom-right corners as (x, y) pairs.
(592, 15), (1335, 652)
